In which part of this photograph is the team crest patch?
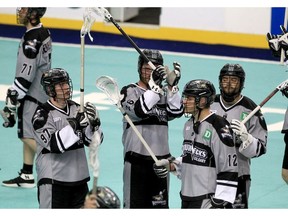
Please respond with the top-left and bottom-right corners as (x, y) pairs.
(203, 129), (212, 140)
(240, 112), (248, 121)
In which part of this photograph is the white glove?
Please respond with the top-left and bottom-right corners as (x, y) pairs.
(153, 157), (180, 179)
(148, 65), (167, 95)
(230, 119), (253, 150)
(166, 62), (181, 94)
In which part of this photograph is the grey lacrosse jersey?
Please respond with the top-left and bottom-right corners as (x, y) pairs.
(32, 100), (97, 186)
(282, 108), (288, 134)
(210, 95), (267, 177)
(12, 23), (52, 103)
(120, 83), (183, 158)
(180, 113), (238, 203)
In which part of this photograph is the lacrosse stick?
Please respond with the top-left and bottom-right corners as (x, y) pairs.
(80, 7), (99, 196)
(242, 79), (288, 124)
(89, 7), (156, 70)
(96, 75), (159, 163)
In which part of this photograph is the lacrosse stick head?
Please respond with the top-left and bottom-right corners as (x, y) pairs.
(96, 76), (123, 107)
(81, 7), (98, 41)
(89, 7), (111, 23)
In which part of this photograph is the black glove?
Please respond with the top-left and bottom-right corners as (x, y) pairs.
(279, 25), (288, 51)
(84, 102), (101, 132)
(153, 163), (168, 178)
(67, 111), (89, 134)
(148, 65), (167, 94)
(0, 106), (16, 128)
(210, 196), (232, 209)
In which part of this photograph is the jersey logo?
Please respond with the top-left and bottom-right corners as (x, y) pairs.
(240, 112), (248, 121)
(203, 129), (212, 140)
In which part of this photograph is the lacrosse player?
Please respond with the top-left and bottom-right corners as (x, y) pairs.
(1, 8), (52, 188)
(120, 49), (183, 208)
(267, 26), (288, 185)
(31, 68), (103, 208)
(154, 79), (238, 208)
(209, 64), (268, 208)
(282, 108), (288, 184)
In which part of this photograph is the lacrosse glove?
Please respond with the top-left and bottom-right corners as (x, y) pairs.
(1, 106), (16, 128)
(67, 111), (89, 142)
(1, 87), (20, 128)
(230, 119), (254, 150)
(267, 32), (281, 57)
(166, 62), (181, 93)
(85, 102), (101, 132)
(148, 65), (167, 95)
(153, 156), (176, 178)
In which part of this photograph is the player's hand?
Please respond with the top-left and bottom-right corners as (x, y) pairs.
(1, 106), (16, 128)
(267, 32), (281, 57)
(85, 102), (101, 132)
(230, 119), (253, 149)
(67, 112), (89, 134)
(6, 87), (20, 111)
(166, 62), (181, 93)
(148, 65), (167, 94)
(153, 163), (169, 178)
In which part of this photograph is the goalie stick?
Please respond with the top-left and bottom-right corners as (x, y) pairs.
(242, 79), (288, 124)
(96, 75), (159, 163)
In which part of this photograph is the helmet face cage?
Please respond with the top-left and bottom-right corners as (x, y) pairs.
(182, 79), (216, 109)
(219, 63), (245, 92)
(137, 49), (164, 74)
(41, 68), (73, 100)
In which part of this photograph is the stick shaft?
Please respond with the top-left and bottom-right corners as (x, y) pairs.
(119, 107), (159, 163)
(108, 16), (156, 70)
(242, 88), (279, 124)
(80, 36), (85, 112)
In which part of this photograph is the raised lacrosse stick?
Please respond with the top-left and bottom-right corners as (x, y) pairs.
(96, 75), (159, 163)
(89, 7), (156, 70)
(242, 79), (288, 124)
(80, 7), (99, 197)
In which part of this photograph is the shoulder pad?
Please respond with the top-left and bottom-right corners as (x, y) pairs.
(32, 106), (48, 130)
(22, 39), (41, 59)
(211, 114), (234, 147)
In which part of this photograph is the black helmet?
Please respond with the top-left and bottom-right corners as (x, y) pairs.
(17, 7), (46, 26)
(89, 186), (120, 209)
(27, 7), (46, 18)
(138, 49), (163, 73)
(41, 68), (73, 99)
(182, 79), (216, 108)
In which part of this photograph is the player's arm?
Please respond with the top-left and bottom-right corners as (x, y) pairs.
(212, 120), (238, 208)
(32, 106), (80, 153)
(231, 113), (267, 158)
